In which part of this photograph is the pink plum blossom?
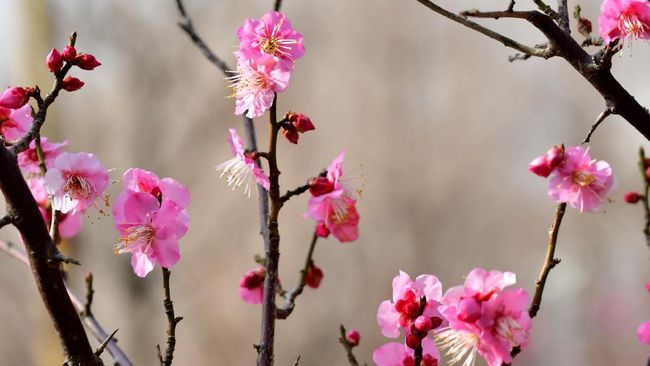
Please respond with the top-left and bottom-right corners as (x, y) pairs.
(228, 54), (290, 118)
(310, 198), (360, 243)
(215, 128), (270, 197)
(638, 321), (650, 344)
(237, 11), (305, 71)
(0, 104), (32, 141)
(18, 137), (68, 175)
(547, 146), (615, 212)
(436, 269), (531, 366)
(113, 191), (186, 277)
(377, 271), (444, 339)
(28, 177), (83, 239)
(239, 267), (265, 304)
(373, 338), (440, 366)
(43, 152), (109, 214)
(599, 0), (650, 44)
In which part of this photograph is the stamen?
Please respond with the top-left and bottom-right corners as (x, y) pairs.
(114, 224), (154, 254)
(435, 328), (479, 366)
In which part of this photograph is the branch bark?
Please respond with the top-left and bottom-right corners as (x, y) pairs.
(158, 268), (183, 366)
(338, 325), (360, 366)
(276, 233), (318, 319)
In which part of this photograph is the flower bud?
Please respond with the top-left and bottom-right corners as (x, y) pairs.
(75, 54), (102, 70)
(46, 48), (63, 73)
(293, 114), (315, 133)
(0, 107), (10, 122)
(346, 330), (360, 347)
(546, 146), (564, 169)
(315, 222), (330, 238)
(309, 176), (335, 196)
(240, 267), (265, 290)
(646, 167), (650, 181)
(61, 77), (84, 92)
(281, 123), (299, 144)
(0, 87), (30, 109)
(305, 263), (323, 289)
(646, 282), (650, 294)
(62, 46), (77, 63)
(578, 17), (593, 37)
(528, 156), (553, 178)
(405, 334), (421, 350)
(457, 298), (481, 322)
(414, 315), (433, 332)
(624, 191), (642, 204)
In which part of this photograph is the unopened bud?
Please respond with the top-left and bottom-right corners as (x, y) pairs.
(309, 176), (335, 196)
(624, 191), (642, 204)
(305, 263), (323, 289)
(281, 123), (299, 144)
(405, 334), (421, 350)
(346, 330), (360, 346)
(46, 48), (63, 73)
(414, 315), (433, 332)
(315, 222), (330, 238)
(293, 114), (315, 133)
(0, 87), (30, 109)
(61, 77), (84, 92)
(75, 54), (102, 70)
(62, 46), (77, 63)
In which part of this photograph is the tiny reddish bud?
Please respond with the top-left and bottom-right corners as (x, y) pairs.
(61, 77), (84, 92)
(422, 355), (438, 366)
(414, 315), (433, 332)
(405, 302), (420, 318)
(305, 263), (323, 289)
(62, 46), (77, 63)
(405, 334), (421, 350)
(240, 267), (265, 289)
(281, 124), (299, 144)
(75, 53), (102, 70)
(624, 191), (642, 204)
(0, 107), (10, 121)
(0, 87), (30, 109)
(293, 114), (315, 133)
(315, 222), (330, 238)
(644, 158), (650, 168)
(578, 17), (592, 36)
(346, 330), (360, 346)
(646, 282), (650, 294)
(309, 176), (335, 196)
(528, 156), (553, 178)
(46, 48), (63, 73)
(646, 166), (650, 180)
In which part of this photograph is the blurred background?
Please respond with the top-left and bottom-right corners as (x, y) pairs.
(0, 0), (649, 364)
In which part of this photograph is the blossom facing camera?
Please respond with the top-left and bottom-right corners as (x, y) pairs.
(215, 128), (270, 197)
(0, 87), (30, 109)
(43, 152), (109, 214)
(239, 267), (266, 304)
(599, 0), (650, 44)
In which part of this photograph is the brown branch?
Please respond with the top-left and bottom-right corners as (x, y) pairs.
(507, 0), (515, 12)
(581, 109), (613, 144)
(0, 143), (98, 365)
(84, 272), (95, 316)
(280, 182), (311, 203)
(639, 148), (650, 248)
(94, 329), (119, 357)
(0, 240), (133, 365)
(532, 0), (559, 19)
(529, 202), (566, 318)
(0, 214), (14, 230)
(274, 0), (282, 11)
(158, 268), (183, 366)
(556, 0), (570, 34)
(276, 233), (318, 319)
(338, 325), (359, 366)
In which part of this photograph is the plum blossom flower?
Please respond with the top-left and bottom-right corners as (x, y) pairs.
(228, 54), (290, 118)
(237, 11), (305, 71)
(377, 271), (444, 339)
(239, 267), (266, 304)
(0, 104), (32, 141)
(436, 269), (531, 366)
(18, 137), (68, 175)
(27, 177), (83, 239)
(43, 152), (109, 214)
(547, 146), (616, 212)
(599, 0), (650, 44)
(215, 128), (270, 197)
(638, 321), (650, 344)
(373, 338), (440, 366)
(113, 192), (186, 277)
(309, 198), (360, 243)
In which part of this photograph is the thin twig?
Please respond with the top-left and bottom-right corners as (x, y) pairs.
(158, 268), (183, 366)
(529, 202), (567, 318)
(556, 0), (570, 33)
(292, 356), (300, 366)
(280, 182), (311, 204)
(274, 0), (282, 11)
(276, 233), (318, 319)
(95, 329), (119, 357)
(84, 272), (95, 316)
(532, 0), (559, 19)
(507, 0), (515, 12)
(639, 148), (650, 248)
(0, 214), (14, 230)
(581, 109), (613, 144)
(338, 325), (360, 366)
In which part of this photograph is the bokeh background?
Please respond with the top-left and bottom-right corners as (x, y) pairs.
(0, 0), (649, 364)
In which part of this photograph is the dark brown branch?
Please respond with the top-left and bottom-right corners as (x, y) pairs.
(556, 0), (570, 34)
(276, 233), (318, 319)
(0, 144), (98, 365)
(84, 272), (95, 317)
(581, 109), (613, 144)
(292, 356), (300, 366)
(94, 329), (119, 357)
(338, 325), (359, 366)
(274, 0), (282, 11)
(507, 0), (515, 12)
(280, 182), (311, 203)
(0, 214), (14, 230)
(532, 0), (559, 19)
(529, 202), (566, 318)
(639, 148), (650, 248)
(158, 268), (183, 366)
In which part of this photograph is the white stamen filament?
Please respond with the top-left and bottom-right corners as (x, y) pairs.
(114, 224), (155, 255)
(435, 327), (479, 366)
(63, 174), (94, 199)
(215, 157), (258, 198)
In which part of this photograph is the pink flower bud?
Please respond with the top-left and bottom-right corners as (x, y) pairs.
(305, 263), (323, 289)
(75, 54), (102, 70)
(414, 315), (433, 332)
(309, 176), (335, 196)
(315, 222), (330, 238)
(281, 124), (299, 144)
(61, 77), (84, 92)
(405, 334), (421, 350)
(46, 48), (63, 73)
(293, 114), (315, 133)
(346, 330), (360, 346)
(240, 268), (266, 290)
(624, 191), (642, 204)
(528, 155), (553, 178)
(546, 146), (564, 169)
(646, 166), (650, 181)
(457, 298), (481, 322)
(0, 107), (9, 121)
(0, 87), (30, 109)
(62, 46), (77, 63)
(646, 281), (650, 294)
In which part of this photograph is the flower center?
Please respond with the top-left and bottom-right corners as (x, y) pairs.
(261, 37), (279, 54)
(394, 290), (423, 327)
(435, 328), (479, 366)
(619, 11), (648, 39)
(495, 315), (525, 347)
(64, 174), (92, 199)
(572, 170), (596, 187)
(114, 224), (155, 254)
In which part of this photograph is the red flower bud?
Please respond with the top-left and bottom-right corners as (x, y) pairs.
(305, 263), (323, 289)
(309, 176), (335, 196)
(293, 114), (315, 133)
(405, 334), (421, 350)
(414, 315), (433, 332)
(61, 77), (84, 92)
(624, 191), (642, 204)
(281, 123), (299, 144)
(46, 48), (63, 73)
(346, 330), (360, 346)
(240, 267), (266, 289)
(75, 54), (102, 70)
(62, 46), (77, 63)
(0, 87), (30, 109)
(315, 222), (330, 238)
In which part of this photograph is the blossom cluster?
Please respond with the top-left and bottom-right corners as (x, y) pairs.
(374, 269), (531, 366)
(529, 145), (616, 212)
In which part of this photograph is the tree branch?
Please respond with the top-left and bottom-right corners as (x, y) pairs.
(158, 268), (183, 366)
(338, 325), (360, 366)
(0, 214), (14, 230)
(280, 182), (311, 204)
(274, 0), (283, 11)
(276, 233), (318, 319)
(581, 109), (613, 144)
(556, 0), (570, 33)
(639, 148), (650, 248)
